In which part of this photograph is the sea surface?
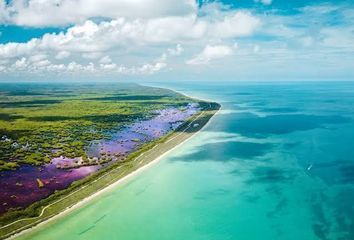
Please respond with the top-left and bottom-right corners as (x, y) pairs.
(19, 82), (354, 240)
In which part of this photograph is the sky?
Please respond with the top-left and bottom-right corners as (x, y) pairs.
(0, 0), (353, 82)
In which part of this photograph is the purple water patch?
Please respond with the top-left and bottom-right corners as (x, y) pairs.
(0, 164), (98, 214)
(0, 104), (199, 214)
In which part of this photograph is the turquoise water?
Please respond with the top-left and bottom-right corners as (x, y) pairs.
(19, 82), (354, 240)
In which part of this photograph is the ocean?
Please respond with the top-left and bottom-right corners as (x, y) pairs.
(19, 82), (354, 240)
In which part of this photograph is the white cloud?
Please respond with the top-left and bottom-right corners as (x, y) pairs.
(4, 51), (169, 75)
(28, 53), (47, 63)
(0, 0), (9, 23)
(100, 63), (116, 70)
(46, 63), (65, 72)
(67, 62), (95, 72)
(320, 27), (354, 50)
(82, 52), (103, 59)
(138, 62), (167, 74)
(32, 59), (51, 67)
(210, 12), (261, 38)
(0, 39), (38, 59)
(0, 6), (261, 77)
(299, 5), (339, 14)
(167, 44), (184, 56)
(186, 44), (234, 65)
(55, 51), (71, 59)
(14, 57), (28, 69)
(2, 0), (197, 27)
(4, 2), (353, 81)
(99, 56), (112, 64)
(0, 59), (9, 65)
(0, 11), (260, 59)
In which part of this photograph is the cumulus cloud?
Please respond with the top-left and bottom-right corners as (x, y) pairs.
(1, 1), (354, 81)
(0, 11), (260, 59)
(28, 53), (47, 63)
(1, 41), (177, 75)
(186, 44), (235, 65)
(1, 0), (197, 27)
(67, 62), (95, 72)
(209, 12), (261, 38)
(32, 59), (51, 67)
(0, 6), (261, 77)
(4, 57), (168, 75)
(14, 57), (28, 69)
(138, 62), (167, 74)
(55, 51), (71, 60)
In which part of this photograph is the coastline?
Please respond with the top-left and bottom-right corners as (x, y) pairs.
(2, 97), (221, 240)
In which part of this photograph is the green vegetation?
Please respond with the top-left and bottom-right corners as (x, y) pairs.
(0, 83), (194, 171)
(0, 100), (220, 239)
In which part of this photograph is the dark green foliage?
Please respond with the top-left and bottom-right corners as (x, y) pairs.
(0, 83), (194, 171)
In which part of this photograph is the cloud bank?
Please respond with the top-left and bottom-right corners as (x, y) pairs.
(0, 0), (353, 81)
(0, 3), (261, 76)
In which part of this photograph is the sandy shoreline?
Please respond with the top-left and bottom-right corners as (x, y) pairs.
(8, 100), (221, 240)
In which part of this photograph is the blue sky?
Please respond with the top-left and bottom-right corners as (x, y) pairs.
(0, 0), (353, 81)
(0, 25), (62, 43)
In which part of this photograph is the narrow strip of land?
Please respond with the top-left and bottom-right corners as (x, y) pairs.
(0, 102), (220, 240)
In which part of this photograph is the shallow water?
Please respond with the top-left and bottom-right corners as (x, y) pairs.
(20, 82), (354, 240)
